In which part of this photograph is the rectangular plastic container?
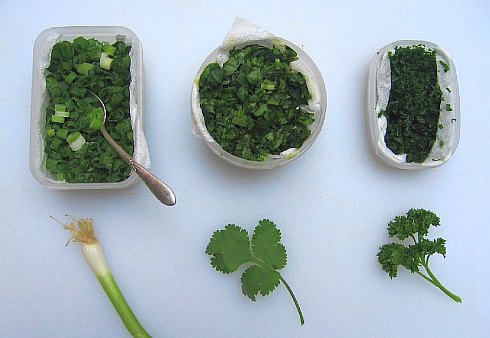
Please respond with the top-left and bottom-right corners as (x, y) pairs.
(366, 40), (460, 169)
(30, 26), (148, 189)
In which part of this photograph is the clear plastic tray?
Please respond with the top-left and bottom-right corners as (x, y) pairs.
(30, 26), (148, 189)
(366, 40), (460, 169)
(191, 38), (327, 170)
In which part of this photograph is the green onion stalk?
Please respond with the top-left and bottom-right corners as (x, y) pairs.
(60, 217), (151, 338)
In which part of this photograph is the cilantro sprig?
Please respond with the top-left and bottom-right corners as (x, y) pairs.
(206, 219), (304, 325)
(377, 209), (462, 302)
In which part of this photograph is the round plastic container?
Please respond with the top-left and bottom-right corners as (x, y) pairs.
(30, 26), (148, 189)
(191, 39), (327, 170)
(366, 40), (460, 169)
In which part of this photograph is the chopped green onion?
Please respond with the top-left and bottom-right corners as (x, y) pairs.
(55, 110), (70, 118)
(55, 104), (67, 112)
(56, 128), (69, 139)
(87, 107), (105, 131)
(67, 132), (86, 151)
(59, 217), (151, 338)
(77, 63), (95, 76)
(51, 115), (65, 123)
(102, 43), (117, 57)
(100, 52), (113, 70)
(89, 118), (103, 130)
(64, 71), (77, 84)
(47, 128), (56, 137)
(50, 138), (63, 150)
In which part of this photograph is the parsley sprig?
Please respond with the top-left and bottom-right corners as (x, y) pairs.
(377, 209), (462, 302)
(206, 219), (304, 325)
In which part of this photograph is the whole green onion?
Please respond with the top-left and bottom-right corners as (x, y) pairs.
(57, 217), (152, 338)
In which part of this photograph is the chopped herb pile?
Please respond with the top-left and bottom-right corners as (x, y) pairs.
(382, 45), (442, 163)
(199, 44), (314, 161)
(377, 208), (462, 303)
(44, 37), (133, 183)
(206, 219), (304, 325)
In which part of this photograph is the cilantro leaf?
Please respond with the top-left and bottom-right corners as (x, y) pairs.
(206, 224), (252, 273)
(377, 209), (461, 302)
(251, 219), (287, 270)
(241, 265), (281, 300)
(206, 220), (304, 325)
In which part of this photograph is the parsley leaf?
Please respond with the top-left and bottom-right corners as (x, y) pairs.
(377, 209), (462, 303)
(206, 219), (304, 325)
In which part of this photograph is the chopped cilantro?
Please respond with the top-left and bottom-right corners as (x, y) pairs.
(198, 44), (314, 161)
(383, 45), (442, 163)
(44, 37), (133, 183)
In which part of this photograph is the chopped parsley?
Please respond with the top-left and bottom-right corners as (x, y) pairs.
(198, 44), (314, 161)
(439, 60), (450, 72)
(44, 37), (134, 183)
(383, 45), (442, 163)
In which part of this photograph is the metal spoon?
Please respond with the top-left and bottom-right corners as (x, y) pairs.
(88, 90), (176, 206)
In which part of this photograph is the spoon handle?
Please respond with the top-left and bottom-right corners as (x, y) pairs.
(100, 126), (176, 206)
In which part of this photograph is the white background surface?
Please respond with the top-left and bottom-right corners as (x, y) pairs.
(1, 1), (489, 337)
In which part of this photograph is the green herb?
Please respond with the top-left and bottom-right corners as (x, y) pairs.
(383, 45), (442, 163)
(377, 208), (462, 303)
(446, 103), (453, 111)
(206, 219), (304, 325)
(199, 44), (314, 161)
(439, 60), (450, 72)
(44, 37), (133, 183)
(56, 217), (151, 337)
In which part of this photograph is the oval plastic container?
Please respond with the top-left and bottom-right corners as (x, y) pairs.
(366, 40), (460, 169)
(30, 26), (148, 189)
(191, 39), (327, 170)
